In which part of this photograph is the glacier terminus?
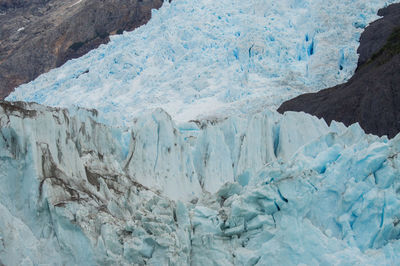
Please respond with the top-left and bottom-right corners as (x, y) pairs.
(1, 0), (400, 265)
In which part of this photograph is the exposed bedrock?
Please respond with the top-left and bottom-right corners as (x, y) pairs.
(0, 0), (163, 99)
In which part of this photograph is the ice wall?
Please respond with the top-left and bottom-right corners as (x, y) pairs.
(1, 101), (400, 264)
(0, 102), (192, 264)
(190, 124), (400, 265)
(7, 0), (400, 124)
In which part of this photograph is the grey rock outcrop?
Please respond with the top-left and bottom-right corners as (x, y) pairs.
(0, 0), (163, 99)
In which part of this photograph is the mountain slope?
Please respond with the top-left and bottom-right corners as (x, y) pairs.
(0, 0), (163, 99)
(278, 3), (400, 138)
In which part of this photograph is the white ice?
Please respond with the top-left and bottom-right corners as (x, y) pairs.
(7, 0), (400, 125)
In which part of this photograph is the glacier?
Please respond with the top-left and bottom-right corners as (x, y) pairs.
(1, 101), (400, 265)
(3, 0), (400, 264)
(6, 0), (400, 124)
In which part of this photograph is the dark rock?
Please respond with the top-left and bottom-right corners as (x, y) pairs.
(0, 0), (163, 99)
(278, 3), (400, 138)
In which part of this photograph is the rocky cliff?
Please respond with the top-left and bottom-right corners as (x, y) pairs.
(278, 3), (400, 138)
(0, 0), (163, 99)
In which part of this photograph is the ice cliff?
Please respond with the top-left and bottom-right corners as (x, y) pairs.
(1, 101), (400, 265)
(6, 0), (400, 124)
(3, 0), (400, 264)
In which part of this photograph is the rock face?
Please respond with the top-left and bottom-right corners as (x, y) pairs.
(0, 0), (163, 99)
(278, 3), (400, 138)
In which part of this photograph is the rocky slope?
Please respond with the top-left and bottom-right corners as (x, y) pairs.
(278, 3), (400, 138)
(0, 0), (163, 99)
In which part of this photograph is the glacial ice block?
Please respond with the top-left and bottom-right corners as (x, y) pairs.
(1, 101), (400, 265)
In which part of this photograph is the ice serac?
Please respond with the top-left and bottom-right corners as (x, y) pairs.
(190, 124), (400, 265)
(7, 0), (400, 124)
(0, 102), (192, 265)
(1, 101), (400, 264)
(124, 108), (202, 199)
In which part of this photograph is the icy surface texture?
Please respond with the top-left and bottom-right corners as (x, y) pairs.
(7, 0), (400, 124)
(0, 102), (192, 265)
(1, 102), (400, 265)
(191, 124), (400, 265)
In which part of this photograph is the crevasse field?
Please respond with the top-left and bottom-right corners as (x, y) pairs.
(2, 0), (400, 265)
(8, 0), (399, 123)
